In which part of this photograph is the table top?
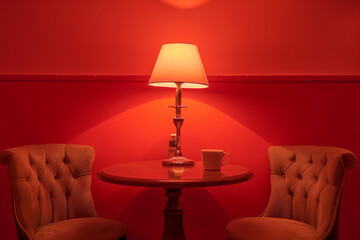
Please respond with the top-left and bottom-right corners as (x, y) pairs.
(97, 160), (253, 188)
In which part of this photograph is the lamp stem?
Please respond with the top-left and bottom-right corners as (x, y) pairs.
(175, 83), (182, 106)
(174, 83), (184, 157)
(163, 83), (194, 166)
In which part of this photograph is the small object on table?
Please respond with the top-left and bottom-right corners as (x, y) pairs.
(168, 133), (177, 158)
(202, 149), (231, 171)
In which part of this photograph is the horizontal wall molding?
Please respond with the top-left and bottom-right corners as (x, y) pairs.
(0, 74), (359, 82)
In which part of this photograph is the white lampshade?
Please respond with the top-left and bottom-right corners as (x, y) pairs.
(149, 43), (209, 89)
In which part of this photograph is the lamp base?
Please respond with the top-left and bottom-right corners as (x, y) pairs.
(162, 156), (195, 166)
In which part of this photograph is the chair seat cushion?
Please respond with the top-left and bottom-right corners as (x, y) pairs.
(33, 217), (127, 240)
(226, 217), (320, 240)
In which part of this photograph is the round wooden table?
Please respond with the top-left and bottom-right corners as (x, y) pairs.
(98, 160), (253, 240)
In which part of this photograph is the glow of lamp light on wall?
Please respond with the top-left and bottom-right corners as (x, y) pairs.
(159, 0), (211, 9)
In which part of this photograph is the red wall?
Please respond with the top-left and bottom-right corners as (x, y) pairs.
(0, 79), (359, 239)
(0, 0), (360, 239)
(0, 0), (359, 75)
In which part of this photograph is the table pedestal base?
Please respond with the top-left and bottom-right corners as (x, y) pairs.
(162, 188), (185, 240)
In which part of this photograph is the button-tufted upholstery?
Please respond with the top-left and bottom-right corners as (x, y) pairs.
(0, 144), (127, 240)
(226, 146), (357, 240)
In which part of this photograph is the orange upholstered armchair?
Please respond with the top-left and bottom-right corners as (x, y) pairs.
(0, 144), (127, 240)
(226, 146), (357, 240)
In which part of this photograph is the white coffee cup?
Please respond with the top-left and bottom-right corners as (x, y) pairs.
(202, 149), (231, 171)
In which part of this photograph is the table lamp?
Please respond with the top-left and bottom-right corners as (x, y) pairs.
(149, 43), (209, 166)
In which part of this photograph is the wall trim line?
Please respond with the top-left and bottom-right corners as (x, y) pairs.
(0, 74), (359, 82)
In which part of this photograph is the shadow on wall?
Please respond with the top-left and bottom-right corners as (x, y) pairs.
(116, 187), (230, 240)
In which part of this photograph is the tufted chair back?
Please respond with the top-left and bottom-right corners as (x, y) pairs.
(0, 144), (98, 239)
(263, 146), (357, 239)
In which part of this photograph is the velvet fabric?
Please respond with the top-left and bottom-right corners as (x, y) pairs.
(33, 217), (127, 240)
(227, 217), (319, 240)
(0, 144), (127, 240)
(226, 146), (357, 240)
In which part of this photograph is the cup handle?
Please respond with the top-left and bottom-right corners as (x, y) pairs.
(222, 152), (231, 165)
